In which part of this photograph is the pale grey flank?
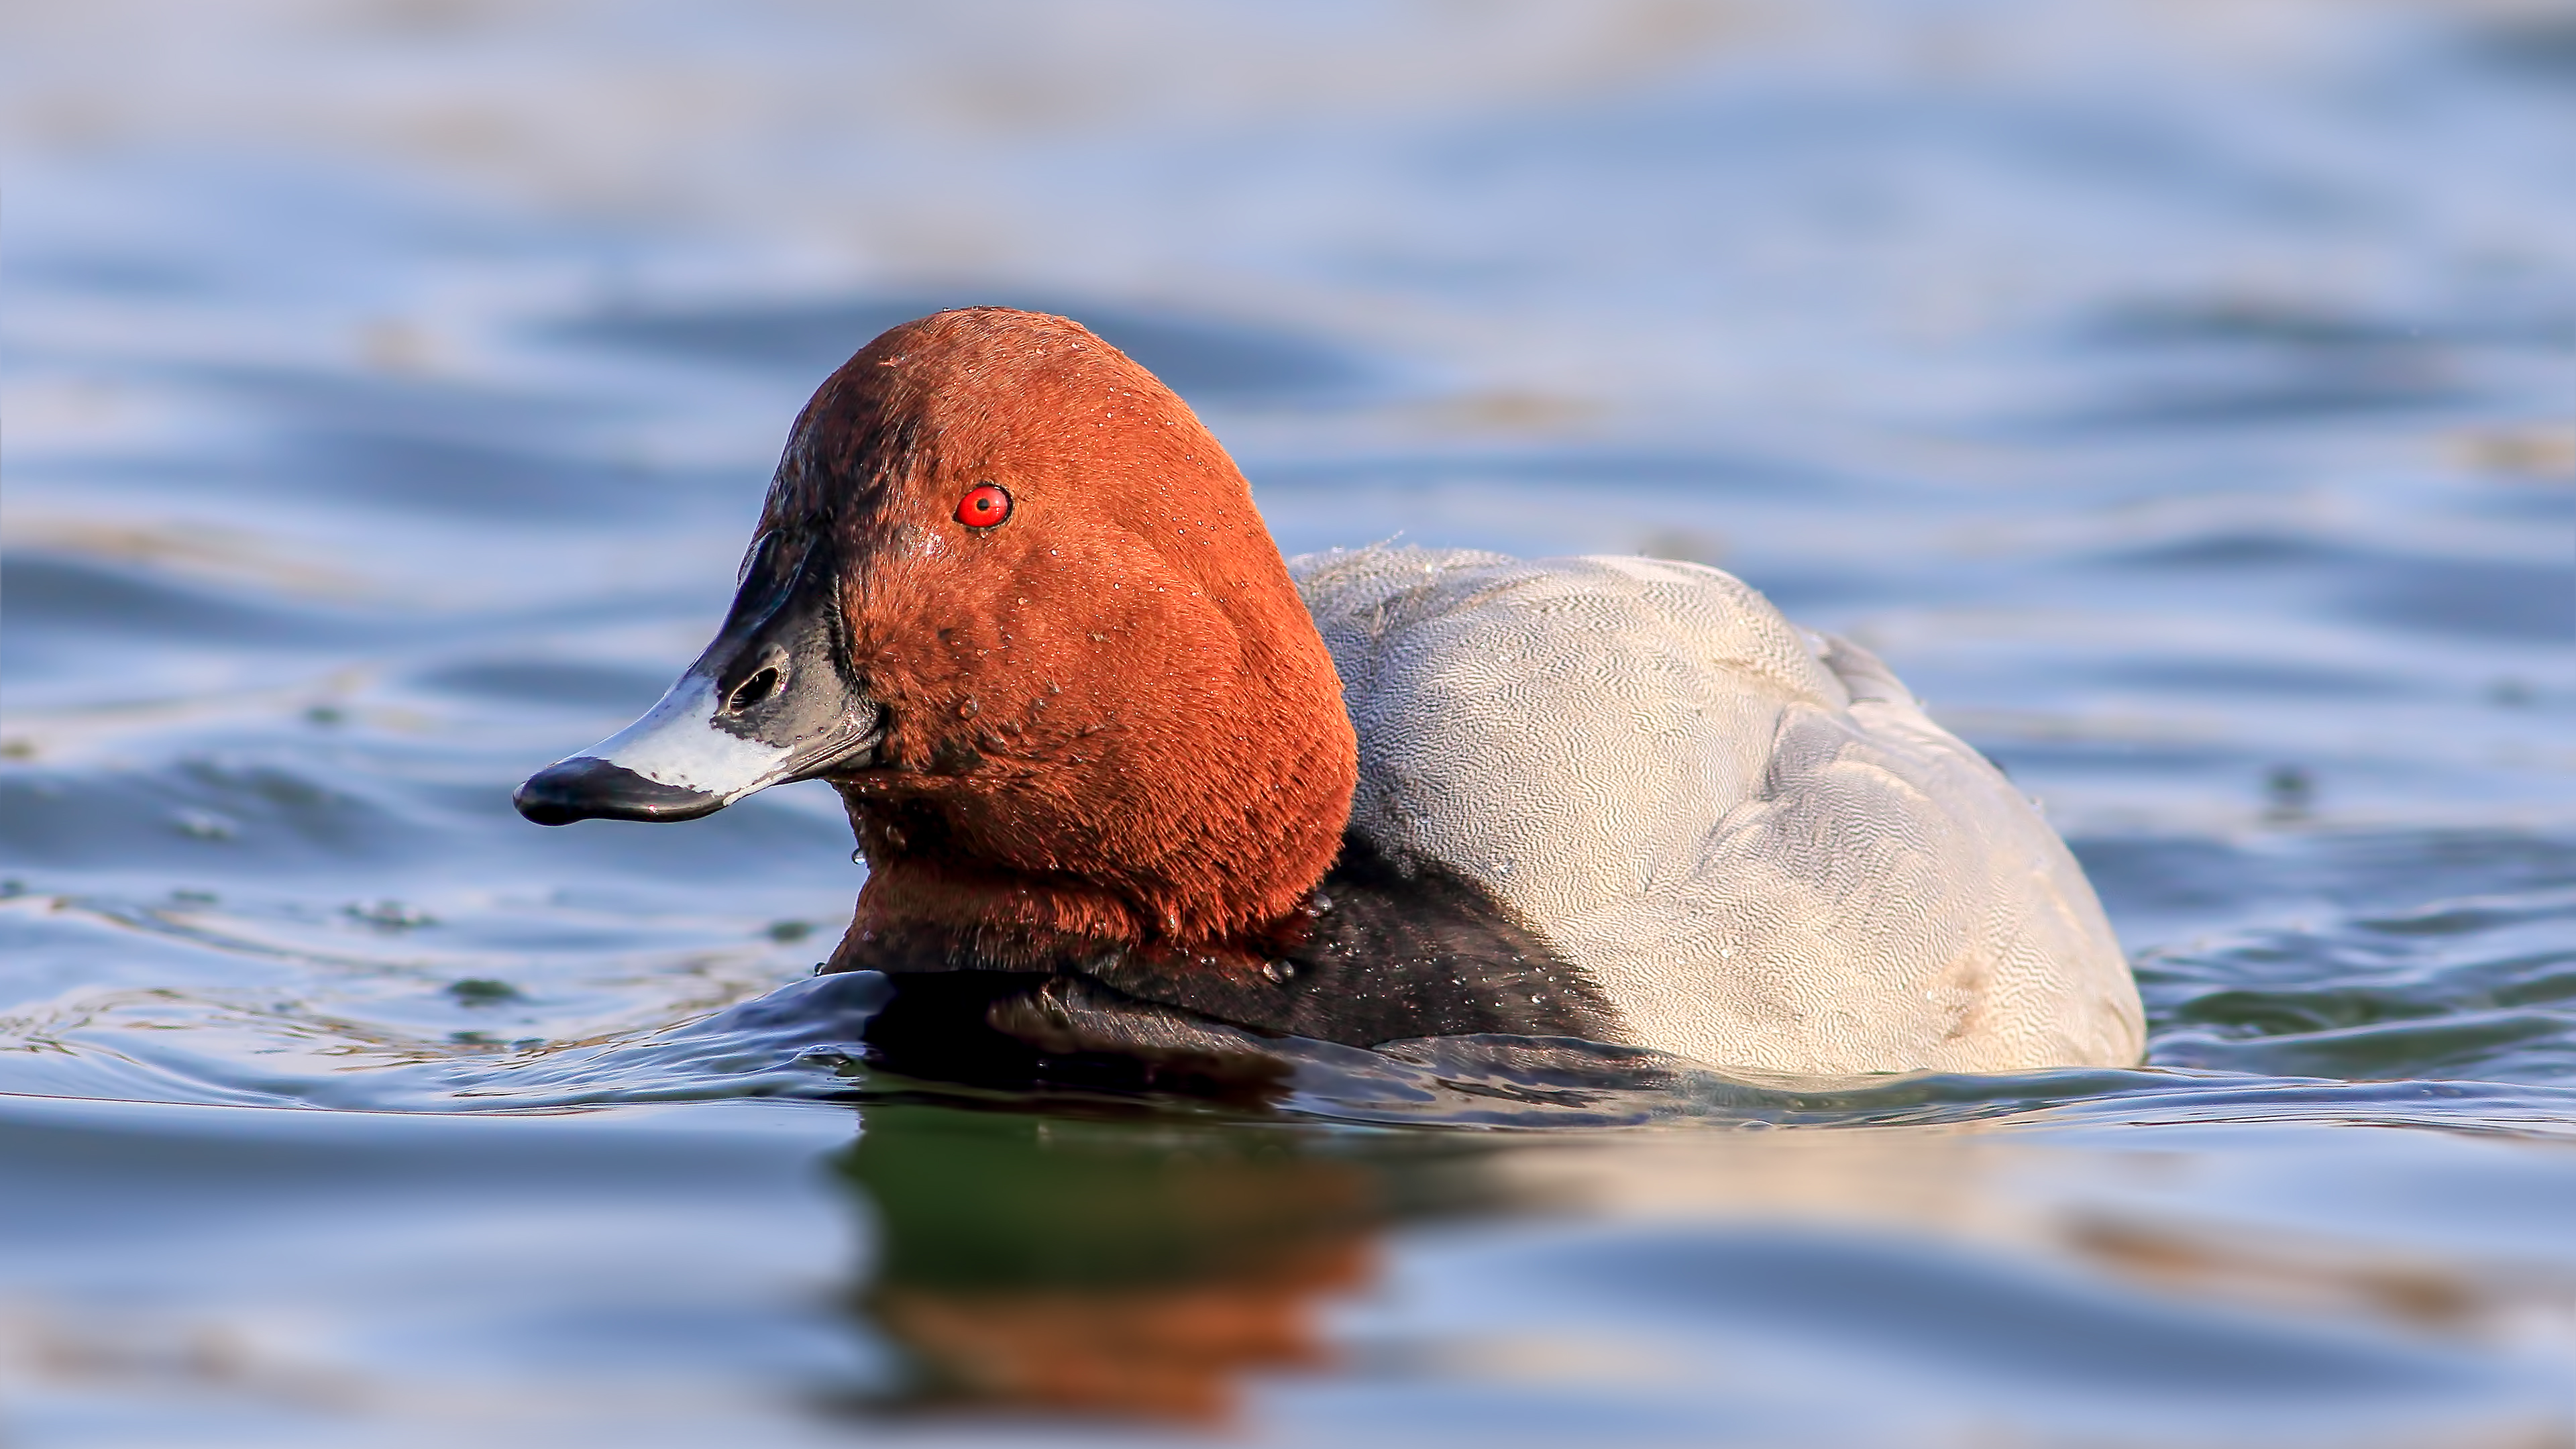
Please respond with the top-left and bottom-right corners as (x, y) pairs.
(1293, 545), (2145, 1074)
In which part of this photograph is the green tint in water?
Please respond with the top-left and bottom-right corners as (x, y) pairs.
(2147, 890), (2576, 1083)
(2, 0), (2574, 1444)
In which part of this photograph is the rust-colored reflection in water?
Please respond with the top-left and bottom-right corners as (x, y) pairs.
(3, 0), (2574, 1443)
(837, 1107), (1458, 1424)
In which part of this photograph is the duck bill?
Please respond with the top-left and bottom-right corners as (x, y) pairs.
(515, 533), (883, 826)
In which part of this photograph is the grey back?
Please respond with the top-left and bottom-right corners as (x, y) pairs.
(1291, 545), (2144, 1074)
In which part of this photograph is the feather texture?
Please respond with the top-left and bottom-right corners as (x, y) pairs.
(1293, 545), (2143, 1073)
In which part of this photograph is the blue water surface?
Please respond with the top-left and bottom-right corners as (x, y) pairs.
(2, 3), (2572, 1445)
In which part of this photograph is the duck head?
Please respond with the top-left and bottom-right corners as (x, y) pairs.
(517, 308), (1358, 964)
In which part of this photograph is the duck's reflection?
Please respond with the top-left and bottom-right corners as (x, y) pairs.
(830, 1104), (1486, 1424)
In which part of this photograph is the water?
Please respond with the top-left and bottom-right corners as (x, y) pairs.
(2, 1), (2573, 1443)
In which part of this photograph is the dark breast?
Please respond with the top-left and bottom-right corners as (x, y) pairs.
(849, 833), (1623, 1095)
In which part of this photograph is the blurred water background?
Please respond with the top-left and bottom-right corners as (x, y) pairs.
(3, 1), (2573, 1445)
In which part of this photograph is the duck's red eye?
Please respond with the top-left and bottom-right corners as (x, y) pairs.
(955, 483), (1012, 529)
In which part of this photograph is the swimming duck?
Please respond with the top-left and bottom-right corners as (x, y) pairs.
(517, 307), (2144, 1083)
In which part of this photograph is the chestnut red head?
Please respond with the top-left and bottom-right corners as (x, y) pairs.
(619, 307), (1360, 961)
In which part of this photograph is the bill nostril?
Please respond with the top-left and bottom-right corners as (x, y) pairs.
(727, 665), (782, 714)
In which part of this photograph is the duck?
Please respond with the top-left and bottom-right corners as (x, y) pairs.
(516, 307), (2145, 1086)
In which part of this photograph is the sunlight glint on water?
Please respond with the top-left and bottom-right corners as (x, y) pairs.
(1, 2), (2572, 1444)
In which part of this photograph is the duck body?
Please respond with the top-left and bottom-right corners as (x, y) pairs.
(1294, 546), (2141, 1074)
(515, 307), (2143, 1087)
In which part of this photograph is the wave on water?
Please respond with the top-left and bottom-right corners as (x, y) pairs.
(2144, 888), (2576, 1085)
(9, 874), (2575, 1136)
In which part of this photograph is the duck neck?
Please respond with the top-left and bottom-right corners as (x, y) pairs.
(824, 726), (1353, 975)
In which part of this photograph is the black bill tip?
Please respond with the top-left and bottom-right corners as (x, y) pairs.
(514, 757), (728, 825)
